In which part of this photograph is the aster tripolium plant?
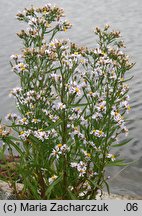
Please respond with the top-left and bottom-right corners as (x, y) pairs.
(0, 4), (134, 199)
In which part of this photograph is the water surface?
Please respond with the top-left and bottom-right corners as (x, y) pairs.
(0, 0), (142, 196)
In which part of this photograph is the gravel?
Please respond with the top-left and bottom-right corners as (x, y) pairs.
(0, 180), (141, 200)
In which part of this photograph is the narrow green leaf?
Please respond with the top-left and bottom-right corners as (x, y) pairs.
(68, 188), (78, 200)
(68, 103), (91, 108)
(24, 180), (41, 199)
(108, 158), (138, 167)
(6, 138), (24, 156)
(7, 136), (21, 142)
(108, 162), (127, 166)
(112, 138), (133, 147)
(45, 176), (62, 198)
(121, 76), (134, 83)
(104, 180), (110, 195)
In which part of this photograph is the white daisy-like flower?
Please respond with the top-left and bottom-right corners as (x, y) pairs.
(87, 91), (97, 98)
(34, 130), (49, 142)
(9, 87), (22, 97)
(90, 129), (106, 138)
(77, 161), (87, 170)
(77, 161), (87, 177)
(49, 175), (58, 184)
(19, 130), (32, 141)
(49, 114), (59, 122)
(5, 113), (19, 121)
(95, 100), (106, 113)
(31, 118), (41, 124)
(51, 149), (59, 159)
(70, 162), (78, 168)
(68, 81), (81, 96)
(50, 73), (61, 82)
(106, 153), (116, 162)
(18, 117), (29, 125)
(109, 70), (117, 80)
(51, 143), (69, 158)
(49, 39), (60, 49)
(81, 149), (91, 159)
(111, 110), (124, 125)
(13, 62), (28, 73)
(120, 100), (131, 112)
(28, 17), (38, 26)
(53, 102), (66, 110)
(92, 112), (103, 119)
(10, 54), (23, 62)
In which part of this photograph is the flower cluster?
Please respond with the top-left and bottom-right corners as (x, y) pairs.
(51, 144), (69, 159)
(106, 153), (116, 162)
(0, 5), (134, 200)
(0, 124), (11, 138)
(71, 161), (87, 177)
(16, 4), (71, 42)
(48, 175), (58, 184)
(90, 129), (106, 138)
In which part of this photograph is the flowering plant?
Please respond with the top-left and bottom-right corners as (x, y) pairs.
(0, 4), (134, 199)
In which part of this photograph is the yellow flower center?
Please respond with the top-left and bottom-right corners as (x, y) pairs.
(127, 106), (131, 110)
(51, 175), (57, 180)
(89, 91), (93, 95)
(39, 128), (43, 131)
(22, 118), (27, 122)
(58, 143), (62, 148)
(80, 59), (85, 63)
(26, 112), (31, 116)
(63, 27), (67, 32)
(33, 118), (38, 123)
(101, 51), (106, 55)
(100, 105), (104, 110)
(43, 10), (47, 14)
(75, 87), (80, 93)
(19, 63), (26, 71)
(46, 23), (51, 28)
(21, 67), (26, 71)
(87, 153), (91, 157)
(50, 43), (54, 47)
(76, 108), (80, 111)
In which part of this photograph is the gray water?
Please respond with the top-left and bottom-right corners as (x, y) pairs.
(0, 0), (142, 196)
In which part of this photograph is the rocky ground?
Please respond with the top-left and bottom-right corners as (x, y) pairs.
(0, 180), (142, 200)
(96, 192), (142, 200)
(0, 180), (23, 200)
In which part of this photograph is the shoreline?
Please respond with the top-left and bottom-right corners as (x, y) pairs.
(0, 180), (141, 200)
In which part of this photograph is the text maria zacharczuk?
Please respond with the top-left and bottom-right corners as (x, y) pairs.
(20, 202), (109, 212)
